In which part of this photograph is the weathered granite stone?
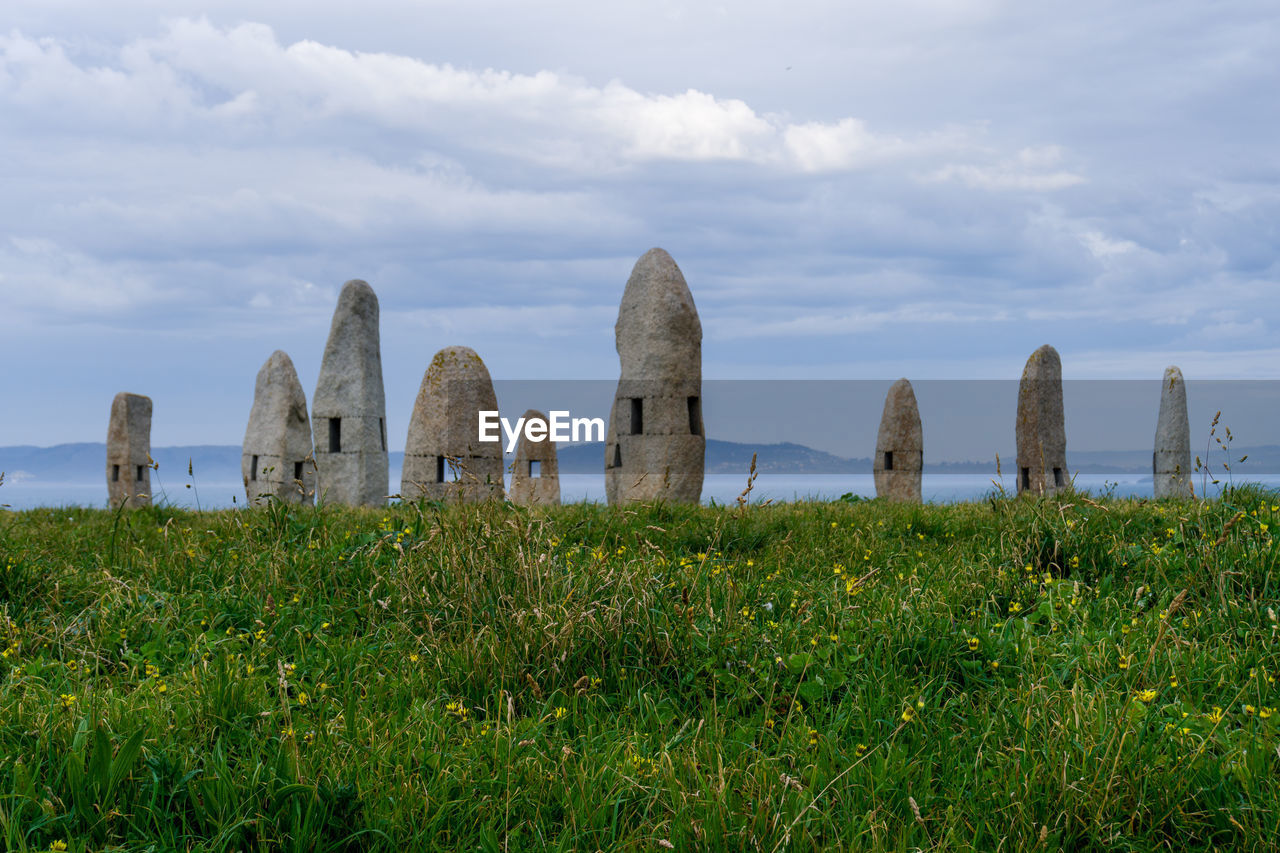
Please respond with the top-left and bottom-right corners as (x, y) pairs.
(605, 248), (704, 504)
(242, 350), (316, 506)
(1015, 344), (1069, 496)
(312, 279), (388, 506)
(1153, 366), (1193, 499)
(106, 392), (152, 508)
(873, 378), (923, 503)
(509, 409), (560, 506)
(401, 345), (504, 502)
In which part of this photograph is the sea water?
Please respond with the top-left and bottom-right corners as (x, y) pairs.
(4, 472), (1274, 511)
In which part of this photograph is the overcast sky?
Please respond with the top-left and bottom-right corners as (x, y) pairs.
(2, 0), (1278, 449)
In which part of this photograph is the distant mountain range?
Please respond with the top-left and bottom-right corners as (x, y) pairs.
(3, 440), (1278, 483)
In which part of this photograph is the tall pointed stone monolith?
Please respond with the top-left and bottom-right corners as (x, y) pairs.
(873, 378), (923, 502)
(312, 279), (388, 506)
(604, 248), (704, 504)
(1016, 344), (1068, 496)
(401, 345), (504, 502)
(509, 409), (560, 506)
(106, 392), (152, 508)
(1153, 366), (1192, 499)
(242, 350), (315, 506)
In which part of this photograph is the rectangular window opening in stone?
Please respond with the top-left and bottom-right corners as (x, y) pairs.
(630, 398), (643, 435)
(136, 465), (145, 482)
(436, 455), (445, 484)
(529, 460), (541, 478)
(613, 443), (622, 468)
(112, 465), (120, 482)
(1054, 467), (1064, 488)
(884, 451), (894, 471)
(687, 396), (702, 435)
(380, 418), (387, 452)
(251, 455), (259, 481)
(294, 461), (303, 482)
(329, 417), (341, 453)
(1020, 467), (1030, 490)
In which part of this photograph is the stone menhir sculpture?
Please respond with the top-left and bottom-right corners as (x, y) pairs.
(509, 409), (560, 506)
(1153, 365), (1193, 499)
(242, 350), (315, 506)
(106, 392), (152, 508)
(873, 378), (923, 503)
(605, 248), (704, 504)
(1016, 344), (1069, 496)
(312, 279), (388, 506)
(402, 345), (504, 502)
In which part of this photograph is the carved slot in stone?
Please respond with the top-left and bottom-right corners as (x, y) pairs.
(688, 397), (702, 435)
(530, 460), (540, 478)
(436, 455), (445, 484)
(136, 465), (144, 482)
(1054, 468), (1064, 488)
(1021, 468), (1030, 490)
(328, 418), (340, 453)
(613, 444), (622, 468)
(112, 465), (120, 482)
(251, 455), (259, 481)
(884, 451), (894, 471)
(294, 461), (303, 482)
(380, 417), (386, 452)
(630, 398), (643, 435)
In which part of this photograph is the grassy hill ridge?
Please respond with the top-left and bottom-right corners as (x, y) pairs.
(0, 491), (1276, 849)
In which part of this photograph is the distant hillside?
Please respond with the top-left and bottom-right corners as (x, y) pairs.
(4, 441), (1279, 483)
(555, 440), (868, 474)
(0, 444), (250, 485)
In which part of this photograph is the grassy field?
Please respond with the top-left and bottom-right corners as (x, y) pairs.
(0, 485), (1277, 851)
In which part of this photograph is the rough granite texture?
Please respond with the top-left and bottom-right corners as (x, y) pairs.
(1153, 365), (1193, 499)
(509, 409), (561, 506)
(1015, 344), (1069, 496)
(401, 345), (504, 502)
(242, 350), (315, 506)
(106, 392), (152, 508)
(605, 248), (704, 504)
(311, 280), (388, 506)
(873, 378), (923, 503)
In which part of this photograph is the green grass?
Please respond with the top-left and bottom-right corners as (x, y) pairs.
(0, 487), (1278, 851)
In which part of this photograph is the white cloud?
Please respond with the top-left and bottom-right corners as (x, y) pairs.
(784, 118), (908, 172)
(0, 19), (1015, 174)
(1079, 230), (1139, 259)
(0, 236), (161, 316)
(924, 147), (1085, 191)
(714, 303), (1005, 339)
